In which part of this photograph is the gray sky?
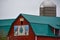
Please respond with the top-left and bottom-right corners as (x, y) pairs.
(0, 0), (60, 19)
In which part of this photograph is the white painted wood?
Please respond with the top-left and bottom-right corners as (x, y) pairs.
(35, 36), (37, 40)
(20, 18), (24, 21)
(7, 37), (9, 40)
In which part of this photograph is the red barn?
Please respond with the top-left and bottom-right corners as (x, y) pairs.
(0, 14), (60, 40)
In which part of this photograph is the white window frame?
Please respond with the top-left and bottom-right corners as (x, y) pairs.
(54, 29), (55, 35)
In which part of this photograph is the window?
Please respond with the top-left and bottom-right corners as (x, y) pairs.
(58, 30), (60, 36)
(53, 29), (60, 36)
(20, 18), (24, 25)
(14, 26), (18, 36)
(21, 21), (23, 25)
(14, 25), (29, 36)
(55, 29), (59, 35)
(53, 29), (58, 35)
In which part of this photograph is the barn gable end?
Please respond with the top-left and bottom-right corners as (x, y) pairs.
(8, 14), (35, 40)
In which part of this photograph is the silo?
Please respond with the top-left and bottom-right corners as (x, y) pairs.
(40, 0), (56, 17)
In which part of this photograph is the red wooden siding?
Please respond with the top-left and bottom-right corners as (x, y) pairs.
(8, 16), (35, 40)
(37, 36), (60, 40)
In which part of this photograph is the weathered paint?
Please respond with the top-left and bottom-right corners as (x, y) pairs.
(8, 16), (35, 40)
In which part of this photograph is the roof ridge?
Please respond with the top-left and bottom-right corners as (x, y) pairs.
(21, 14), (60, 18)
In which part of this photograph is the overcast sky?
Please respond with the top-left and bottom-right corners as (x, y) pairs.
(0, 0), (60, 19)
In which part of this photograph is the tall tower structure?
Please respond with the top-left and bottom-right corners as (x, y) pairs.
(40, 0), (56, 17)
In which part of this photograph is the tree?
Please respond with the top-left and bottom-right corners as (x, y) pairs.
(0, 29), (7, 40)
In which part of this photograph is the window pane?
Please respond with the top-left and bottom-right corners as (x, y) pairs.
(25, 25), (29, 35)
(14, 26), (18, 36)
(59, 30), (60, 36)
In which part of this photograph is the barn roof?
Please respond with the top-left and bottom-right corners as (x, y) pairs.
(0, 19), (15, 26)
(0, 14), (60, 37)
(22, 14), (60, 29)
(0, 19), (15, 37)
(30, 23), (55, 37)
